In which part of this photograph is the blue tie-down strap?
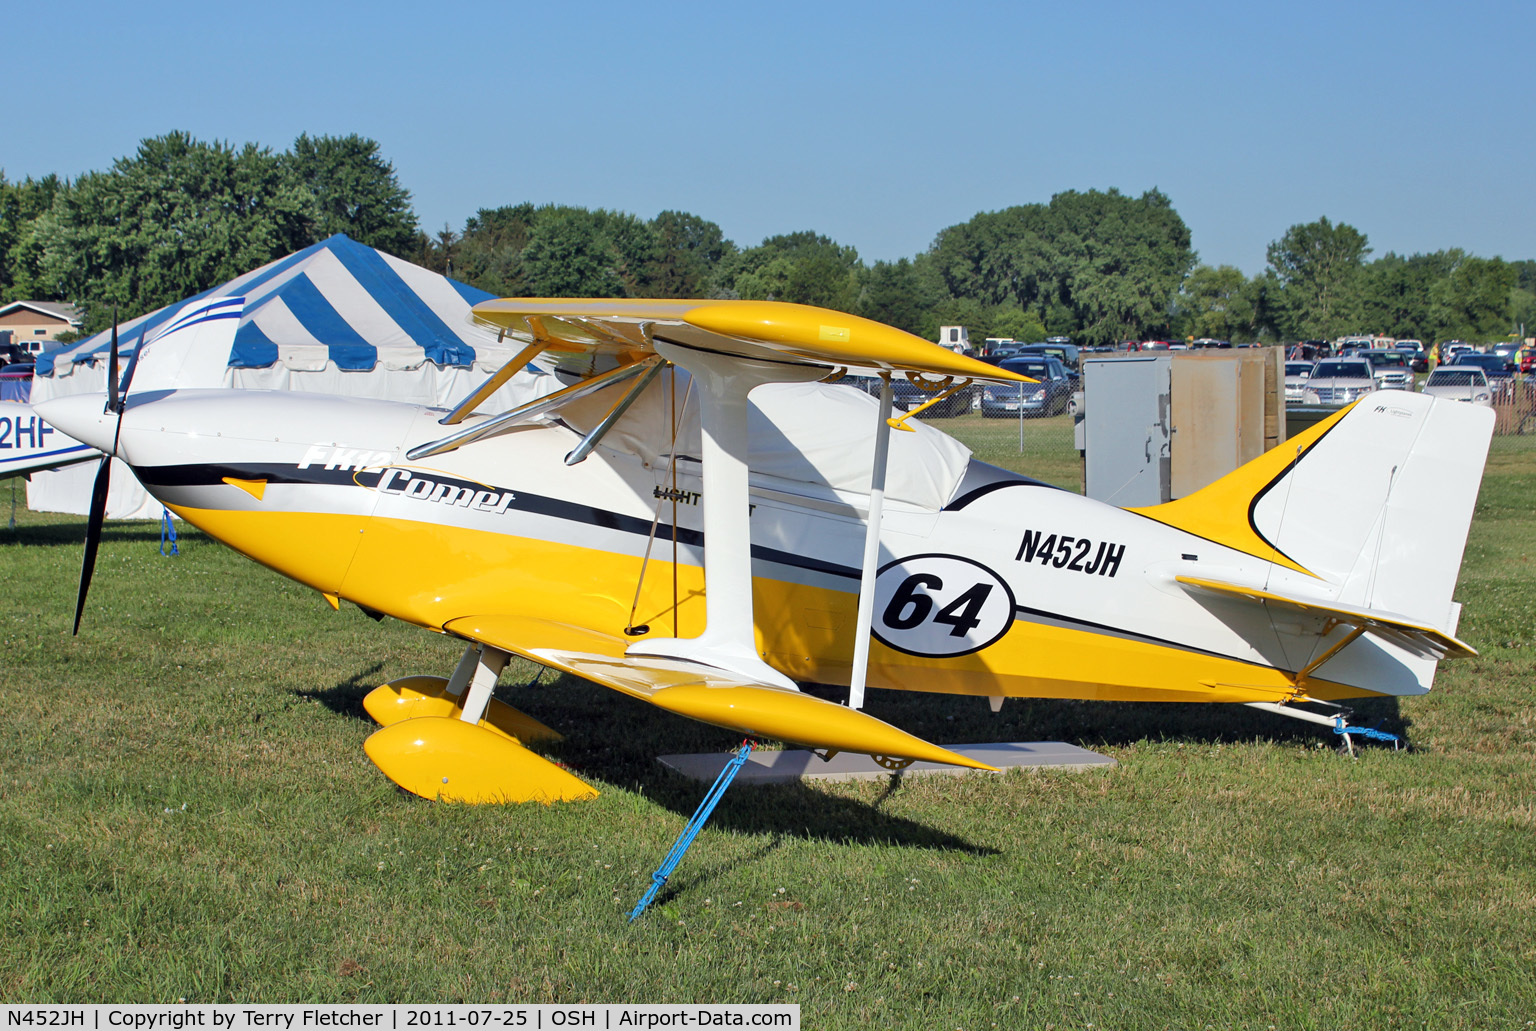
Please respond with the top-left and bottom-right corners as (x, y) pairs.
(1333, 717), (1400, 748)
(159, 509), (179, 557)
(630, 741), (755, 922)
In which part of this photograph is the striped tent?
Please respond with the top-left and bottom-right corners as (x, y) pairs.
(40, 233), (521, 379)
(30, 234), (551, 518)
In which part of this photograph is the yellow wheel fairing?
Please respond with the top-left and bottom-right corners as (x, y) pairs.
(362, 677), (563, 743)
(364, 717), (597, 804)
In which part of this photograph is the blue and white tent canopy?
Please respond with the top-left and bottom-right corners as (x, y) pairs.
(41, 234), (500, 377)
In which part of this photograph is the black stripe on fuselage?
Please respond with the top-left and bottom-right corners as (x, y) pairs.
(133, 461), (862, 582)
(137, 461), (1275, 669)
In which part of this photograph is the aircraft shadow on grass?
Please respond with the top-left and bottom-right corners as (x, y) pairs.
(298, 658), (1408, 855)
(8, 520), (166, 547)
(299, 662), (997, 854)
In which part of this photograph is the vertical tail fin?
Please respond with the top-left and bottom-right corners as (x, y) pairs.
(1134, 392), (1494, 633)
(124, 296), (245, 394)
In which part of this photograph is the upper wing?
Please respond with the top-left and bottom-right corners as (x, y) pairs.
(470, 298), (1029, 384)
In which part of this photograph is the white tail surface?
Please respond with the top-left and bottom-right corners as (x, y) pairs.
(1255, 392), (1494, 634)
(127, 296), (245, 393)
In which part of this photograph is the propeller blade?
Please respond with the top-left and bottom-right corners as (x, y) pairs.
(73, 456), (112, 635)
(107, 314), (121, 415)
(118, 324), (145, 400)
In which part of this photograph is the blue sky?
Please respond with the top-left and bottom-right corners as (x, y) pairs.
(12, 0), (1534, 274)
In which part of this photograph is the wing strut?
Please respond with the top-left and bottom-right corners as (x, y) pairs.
(626, 340), (824, 689)
(847, 373), (895, 710)
(408, 357), (660, 461)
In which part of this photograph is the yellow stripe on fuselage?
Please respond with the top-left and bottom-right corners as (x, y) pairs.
(167, 502), (1367, 706)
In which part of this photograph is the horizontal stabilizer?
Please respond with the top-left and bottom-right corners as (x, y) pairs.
(1175, 575), (1475, 661)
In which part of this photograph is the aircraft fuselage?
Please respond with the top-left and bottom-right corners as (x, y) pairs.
(61, 387), (1395, 708)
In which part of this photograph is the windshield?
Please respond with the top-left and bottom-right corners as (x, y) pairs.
(1286, 363), (1312, 376)
(1313, 362), (1370, 379)
(1365, 352), (1406, 367)
(1000, 361), (1051, 378)
(1427, 370), (1485, 387)
(1459, 355), (1504, 370)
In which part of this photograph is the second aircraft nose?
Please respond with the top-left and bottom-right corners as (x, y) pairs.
(33, 393), (120, 457)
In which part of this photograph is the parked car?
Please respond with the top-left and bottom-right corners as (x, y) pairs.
(1336, 336), (1375, 356)
(1519, 346), (1535, 374)
(1012, 342), (1080, 372)
(1420, 367), (1493, 406)
(1304, 359), (1377, 404)
(1394, 339), (1428, 372)
(0, 342), (31, 365)
(980, 357), (1073, 418)
(841, 373), (980, 417)
(1439, 342), (1474, 365)
(1361, 349), (1414, 390)
(0, 362), (33, 403)
(1453, 352), (1515, 380)
(1284, 361), (1314, 405)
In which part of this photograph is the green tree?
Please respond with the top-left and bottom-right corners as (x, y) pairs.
(1049, 188), (1193, 344)
(36, 131), (315, 331)
(928, 204), (1055, 312)
(520, 207), (661, 297)
(650, 210), (734, 298)
(433, 204), (540, 295)
(1509, 286), (1536, 338)
(715, 232), (862, 312)
(1356, 251), (1455, 341)
(284, 133), (418, 255)
(925, 190), (1193, 344)
(1265, 217), (1370, 339)
(1427, 253), (1514, 341)
(1177, 264), (1255, 341)
(987, 305), (1048, 343)
(856, 257), (941, 337)
(0, 172), (67, 302)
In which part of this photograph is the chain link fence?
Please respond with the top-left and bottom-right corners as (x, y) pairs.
(921, 403), (1084, 493)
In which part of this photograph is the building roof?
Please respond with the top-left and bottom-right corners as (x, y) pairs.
(0, 300), (83, 325)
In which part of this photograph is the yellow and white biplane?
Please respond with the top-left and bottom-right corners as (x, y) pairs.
(40, 299), (1494, 803)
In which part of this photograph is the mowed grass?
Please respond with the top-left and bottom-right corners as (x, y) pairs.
(0, 433), (1533, 1028)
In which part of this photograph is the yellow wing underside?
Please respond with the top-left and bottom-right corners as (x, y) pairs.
(443, 614), (996, 771)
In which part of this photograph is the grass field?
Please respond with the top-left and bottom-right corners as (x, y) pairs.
(1, 429), (1533, 1028)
